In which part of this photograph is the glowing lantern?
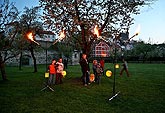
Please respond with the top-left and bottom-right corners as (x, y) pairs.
(45, 72), (49, 78)
(115, 64), (119, 69)
(90, 73), (95, 82)
(62, 70), (67, 77)
(106, 70), (112, 77)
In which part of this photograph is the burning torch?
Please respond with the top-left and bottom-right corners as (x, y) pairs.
(53, 29), (66, 45)
(27, 32), (40, 45)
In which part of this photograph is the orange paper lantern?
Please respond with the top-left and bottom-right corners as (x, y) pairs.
(90, 74), (95, 82)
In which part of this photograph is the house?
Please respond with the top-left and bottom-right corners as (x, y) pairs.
(91, 41), (111, 57)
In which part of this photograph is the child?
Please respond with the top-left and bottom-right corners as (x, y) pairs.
(55, 58), (64, 84)
(48, 59), (56, 85)
(96, 63), (103, 84)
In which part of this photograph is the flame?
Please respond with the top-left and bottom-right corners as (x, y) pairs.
(59, 29), (66, 39)
(27, 32), (34, 41)
(129, 24), (141, 40)
(53, 29), (66, 45)
(94, 25), (100, 37)
(27, 32), (40, 45)
(135, 24), (140, 36)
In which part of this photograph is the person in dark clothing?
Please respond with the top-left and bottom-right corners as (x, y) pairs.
(63, 58), (68, 69)
(79, 53), (90, 86)
(120, 59), (130, 77)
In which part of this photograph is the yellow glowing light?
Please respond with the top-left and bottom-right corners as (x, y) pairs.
(62, 71), (67, 77)
(45, 72), (49, 78)
(115, 64), (119, 69)
(90, 73), (95, 82)
(106, 70), (112, 77)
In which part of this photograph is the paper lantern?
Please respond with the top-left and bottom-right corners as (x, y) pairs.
(45, 72), (49, 78)
(106, 70), (112, 77)
(90, 73), (95, 82)
(115, 64), (119, 69)
(62, 71), (67, 77)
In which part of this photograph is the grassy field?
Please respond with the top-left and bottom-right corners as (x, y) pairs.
(0, 63), (165, 113)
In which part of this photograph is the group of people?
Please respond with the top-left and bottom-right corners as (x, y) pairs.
(47, 54), (129, 87)
(79, 53), (130, 86)
(47, 58), (64, 85)
(79, 53), (105, 86)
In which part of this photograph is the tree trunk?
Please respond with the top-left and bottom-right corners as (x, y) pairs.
(29, 45), (37, 73)
(0, 53), (7, 80)
(19, 51), (22, 70)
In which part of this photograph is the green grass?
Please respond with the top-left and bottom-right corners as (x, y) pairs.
(0, 63), (165, 113)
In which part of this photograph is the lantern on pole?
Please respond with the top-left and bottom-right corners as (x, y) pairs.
(115, 64), (119, 69)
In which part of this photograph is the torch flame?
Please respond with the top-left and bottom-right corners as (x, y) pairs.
(94, 25), (100, 37)
(27, 32), (34, 41)
(53, 29), (66, 45)
(135, 24), (140, 36)
(59, 29), (66, 39)
(27, 32), (40, 45)
(128, 24), (141, 41)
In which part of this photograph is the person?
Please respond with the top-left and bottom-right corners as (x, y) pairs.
(55, 58), (64, 84)
(96, 63), (103, 84)
(48, 59), (56, 85)
(79, 53), (90, 86)
(120, 59), (130, 77)
(92, 60), (97, 82)
(63, 58), (68, 69)
(100, 57), (105, 76)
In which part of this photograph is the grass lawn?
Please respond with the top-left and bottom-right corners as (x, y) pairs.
(0, 63), (165, 113)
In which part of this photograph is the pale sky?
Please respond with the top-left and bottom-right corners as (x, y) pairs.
(10, 0), (165, 44)
(130, 0), (165, 44)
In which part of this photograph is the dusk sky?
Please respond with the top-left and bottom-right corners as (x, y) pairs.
(10, 0), (165, 44)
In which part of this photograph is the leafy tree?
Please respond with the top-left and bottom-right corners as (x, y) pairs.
(0, 0), (19, 80)
(19, 6), (43, 72)
(39, 0), (154, 56)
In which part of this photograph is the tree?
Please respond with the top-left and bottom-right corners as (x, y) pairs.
(39, 0), (155, 56)
(19, 6), (43, 72)
(0, 0), (19, 80)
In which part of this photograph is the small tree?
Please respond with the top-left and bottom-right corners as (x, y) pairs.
(0, 0), (19, 80)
